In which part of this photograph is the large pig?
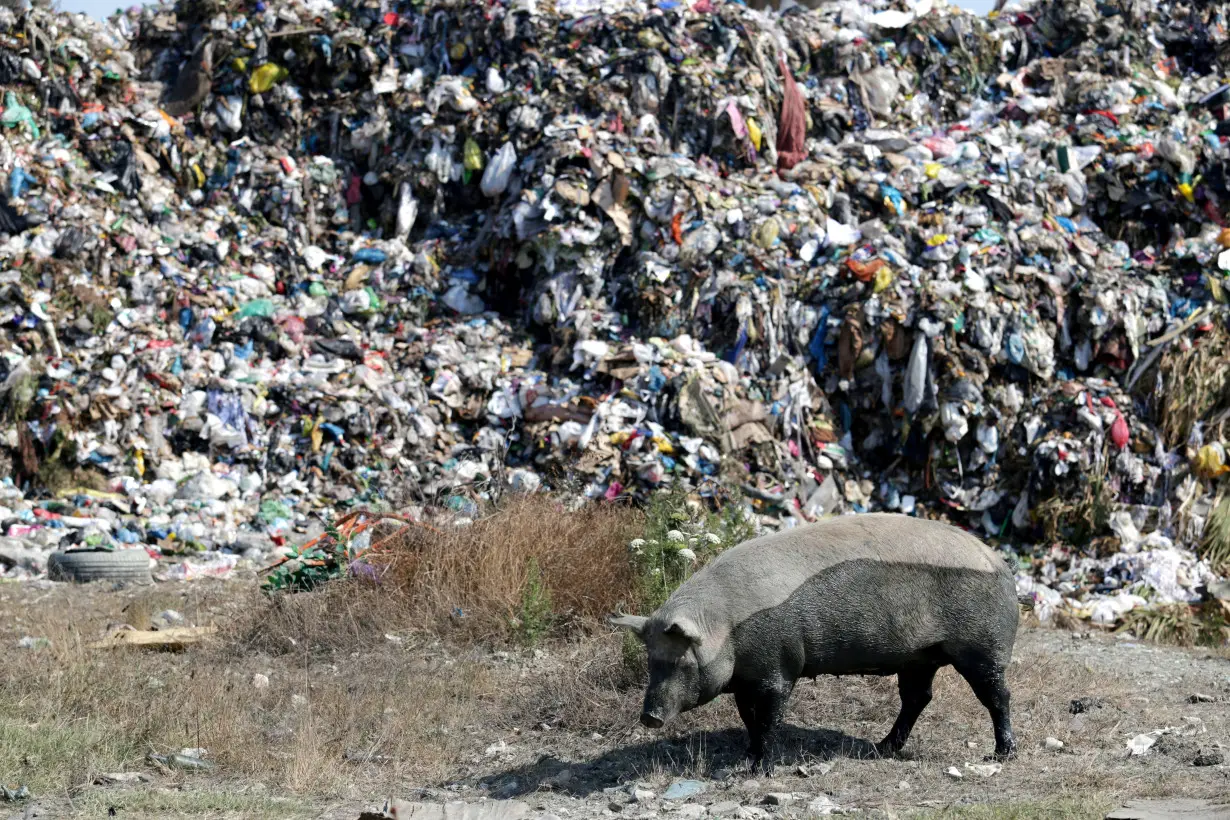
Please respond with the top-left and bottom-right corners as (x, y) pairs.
(611, 513), (1019, 769)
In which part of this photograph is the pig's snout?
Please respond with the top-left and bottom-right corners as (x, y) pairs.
(640, 711), (665, 729)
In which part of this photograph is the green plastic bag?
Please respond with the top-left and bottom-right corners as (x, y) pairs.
(463, 137), (484, 171)
(2, 92), (39, 139)
(237, 298), (275, 319)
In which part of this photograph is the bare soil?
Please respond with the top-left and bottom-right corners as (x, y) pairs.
(0, 576), (1226, 820)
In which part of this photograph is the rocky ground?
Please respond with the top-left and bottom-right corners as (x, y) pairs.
(0, 578), (1226, 820)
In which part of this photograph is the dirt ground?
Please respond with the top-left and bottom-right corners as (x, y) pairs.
(0, 575), (1227, 820)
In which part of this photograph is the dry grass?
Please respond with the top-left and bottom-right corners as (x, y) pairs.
(1156, 323), (1230, 450)
(0, 577), (1226, 819)
(365, 494), (645, 643)
(1201, 491), (1230, 573)
(0, 581), (499, 806)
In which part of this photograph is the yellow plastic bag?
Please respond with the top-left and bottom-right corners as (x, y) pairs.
(250, 63), (287, 94)
(754, 218), (779, 249)
(1195, 443), (1230, 478)
(873, 265), (894, 294)
(746, 117), (762, 151)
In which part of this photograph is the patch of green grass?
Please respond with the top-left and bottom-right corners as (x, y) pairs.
(906, 796), (1113, 819)
(512, 557), (553, 646)
(0, 716), (139, 795)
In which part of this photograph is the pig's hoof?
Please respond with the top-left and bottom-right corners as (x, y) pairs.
(745, 755), (773, 775)
(986, 747), (1017, 762)
(870, 741), (903, 760)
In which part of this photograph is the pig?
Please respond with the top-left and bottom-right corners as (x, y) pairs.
(610, 512), (1019, 770)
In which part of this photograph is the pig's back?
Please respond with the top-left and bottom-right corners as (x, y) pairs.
(660, 513), (1017, 675)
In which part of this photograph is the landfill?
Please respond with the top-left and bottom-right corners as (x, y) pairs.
(0, 0), (1228, 634)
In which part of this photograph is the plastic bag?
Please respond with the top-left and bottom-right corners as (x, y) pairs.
(463, 138), (484, 171)
(776, 56), (806, 170)
(481, 142), (516, 198)
(2, 92), (39, 139)
(396, 182), (419, 239)
(250, 63), (287, 94)
(113, 141), (143, 198)
(54, 227), (90, 259)
(903, 333), (928, 414)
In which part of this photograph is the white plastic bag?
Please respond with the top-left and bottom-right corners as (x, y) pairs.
(481, 142), (516, 198)
(903, 333), (928, 414)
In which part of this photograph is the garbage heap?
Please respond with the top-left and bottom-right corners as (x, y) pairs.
(0, 0), (1227, 627)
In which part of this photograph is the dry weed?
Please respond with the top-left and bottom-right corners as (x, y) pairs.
(367, 494), (644, 642)
(1156, 323), (1230, 450)
(0, 582), (499, 801)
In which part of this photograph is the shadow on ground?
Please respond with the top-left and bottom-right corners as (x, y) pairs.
(473, 724), (887, 798)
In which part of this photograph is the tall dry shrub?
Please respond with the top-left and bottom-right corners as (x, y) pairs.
(369, 494), (644, 642)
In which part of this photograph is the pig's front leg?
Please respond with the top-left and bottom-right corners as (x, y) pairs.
(733, 678), (794, 773)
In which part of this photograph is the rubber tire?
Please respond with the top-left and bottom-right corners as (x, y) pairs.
(47, 549), (153, 584)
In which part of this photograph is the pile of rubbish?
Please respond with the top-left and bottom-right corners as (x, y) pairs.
(0, 0), (1228, 631)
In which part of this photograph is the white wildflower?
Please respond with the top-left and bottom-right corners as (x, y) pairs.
(703, 533), (721, 544)
(628, 538), (646, 552)
(666, 529), (686, 543)
(677, 548), (698, 564)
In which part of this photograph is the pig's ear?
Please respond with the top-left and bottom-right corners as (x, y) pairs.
(664, 618), (703, 647)
(608, 614), (648, 638)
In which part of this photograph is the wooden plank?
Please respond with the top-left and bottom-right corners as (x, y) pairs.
(88, 626), (217, 651)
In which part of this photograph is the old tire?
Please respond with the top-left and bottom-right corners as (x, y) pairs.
(47, 549), (152, 584)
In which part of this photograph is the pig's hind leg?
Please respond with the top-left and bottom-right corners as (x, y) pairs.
(951, 652), (1017, 761)
(875, 663), (941, 758)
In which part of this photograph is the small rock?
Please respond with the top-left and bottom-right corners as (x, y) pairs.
(897, 781), (910, 790)
(609, 802), (625, 813)
(1044, 737), (1065, 750)
(1069, 697), (1103, 714)
(663, 781), (706, 801)
(630, 788), (656, 804)
(965, 741), (978, 749)
(1127, 734), (1157, 756)
(708, 801), (740, 816)
(1193, 749), (1223, 767)
(151, 609), (184, 630)
(733, 808), (768, 820)
(762, 793), (793, 806)
(964, 762), (1001, 778)
(484, 740), (509, 758)
(1068, 715), (1088, 734)
(945, 766), (963, 779)
(806, 795), (839, 816)
(1189, 693), (1216, 704)
(15, 637), (48, 650)
(252, 673), (270, 690)
(94, 772), (150, 785)
(675, 805), (707, 819)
